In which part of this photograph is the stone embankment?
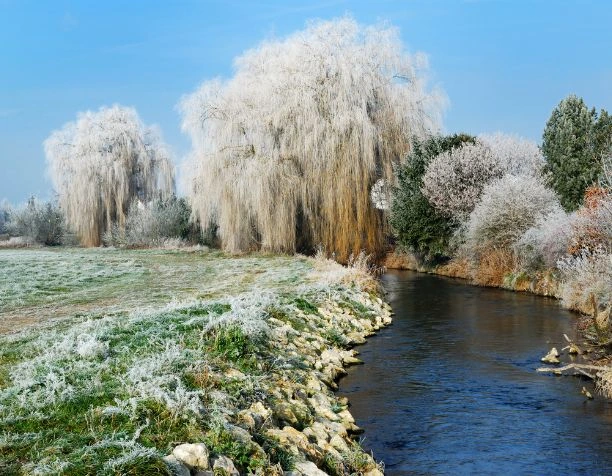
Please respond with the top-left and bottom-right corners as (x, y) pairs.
(164, 292), (393, 475)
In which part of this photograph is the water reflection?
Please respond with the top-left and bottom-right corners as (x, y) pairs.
(339, 270), (612, 475)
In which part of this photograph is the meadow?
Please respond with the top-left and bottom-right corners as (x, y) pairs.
(0, 248), (388, 475)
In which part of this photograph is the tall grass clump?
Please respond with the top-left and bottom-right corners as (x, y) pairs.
(180, 17), (445, 262)
(45, 105), (175, 247)
(558, 248), (612, 314)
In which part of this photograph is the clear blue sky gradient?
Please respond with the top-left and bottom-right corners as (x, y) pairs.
(1, 0), (611, 203)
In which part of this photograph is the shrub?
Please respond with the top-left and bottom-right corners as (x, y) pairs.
(568, 187), (612, 254)
(103, 197), (208, 248)
(421, 141), (503, 221)
(515, 208), (575, 271)
(0, 200), (10, 234)
(558, 248), (612, 314)
(478, 132), (545, 177)
(6, 197), (65, 246)
(389, 134), (476, 262)
(465, 174), (561, 253)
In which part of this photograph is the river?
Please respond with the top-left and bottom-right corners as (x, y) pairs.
(339, 270), (612, 475)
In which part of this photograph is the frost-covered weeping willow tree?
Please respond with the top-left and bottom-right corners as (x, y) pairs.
(45, 105), (175, 246)
(180, 18), (444, 261)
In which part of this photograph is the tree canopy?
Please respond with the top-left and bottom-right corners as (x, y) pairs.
(45, 105), (175, 246)
(180, 18), (444, 261)
(542, 94), (610, 211)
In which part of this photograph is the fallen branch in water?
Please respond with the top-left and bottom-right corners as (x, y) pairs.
(537, 363), (612, 380)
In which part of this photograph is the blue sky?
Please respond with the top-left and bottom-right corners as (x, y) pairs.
(1, 0), (611, 203)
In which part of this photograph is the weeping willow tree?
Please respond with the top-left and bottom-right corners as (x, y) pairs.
(45, 105), (175, 246)
(180, 18), (444, 261)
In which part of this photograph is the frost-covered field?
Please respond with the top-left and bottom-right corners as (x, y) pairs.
(0, 248), (314, 334)
(0, 248), (385, 475)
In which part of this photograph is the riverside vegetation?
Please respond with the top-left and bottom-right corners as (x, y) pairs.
(0, 248), (390, 475)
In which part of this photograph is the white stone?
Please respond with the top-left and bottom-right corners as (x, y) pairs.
(293, 461), (328, 476)
(213, 455), (239, 475)
(172, 443), (210, 470)
(163, 455), (191, 476)
(541, 347), (560, 364)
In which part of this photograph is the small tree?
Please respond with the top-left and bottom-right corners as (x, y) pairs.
(390, 134), (475, 262)
(542, 95), (610, 211)
(45, 105), (175, 246)
(421, 141), (503, 221)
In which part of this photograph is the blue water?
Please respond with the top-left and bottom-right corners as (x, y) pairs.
(339, 270), (612, 475)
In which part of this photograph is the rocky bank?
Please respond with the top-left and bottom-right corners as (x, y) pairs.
(164, 290), (393, 475)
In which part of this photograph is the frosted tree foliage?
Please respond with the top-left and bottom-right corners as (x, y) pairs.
(180, 18), (444, 260)
(465, 174), (561, 251)
(45, 105), (175, 246)
(478, 132), (545, 176)
(421, 142), (503, 221)
(515, 208), (575, 270)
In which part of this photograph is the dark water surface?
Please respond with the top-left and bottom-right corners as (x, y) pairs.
(339, 270), (612, 475)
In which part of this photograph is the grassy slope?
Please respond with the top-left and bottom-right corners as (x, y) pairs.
(0, 248), (383, 475)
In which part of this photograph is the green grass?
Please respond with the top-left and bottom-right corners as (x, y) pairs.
(0, 248), (382, 474)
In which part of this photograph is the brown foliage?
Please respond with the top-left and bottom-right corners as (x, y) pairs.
(471, 248), (515, 287)
(568, 186), (611, 254)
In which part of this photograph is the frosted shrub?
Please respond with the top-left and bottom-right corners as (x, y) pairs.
(569, 190), (612, 253)
(6, 197), (65, 246)
(180, 18), (444, 261)
(558, 248), (612, 313)
(0, 200), (10, 234)
(515, 208), (576, 270)
(479, 132), (545, 177)
(45, 105), (175, 246)
(421, 142), (503, 221)
(465, 174), (561, 253)
(103, 196), (198, 247)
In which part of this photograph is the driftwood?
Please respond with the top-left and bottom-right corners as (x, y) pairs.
(561, 333), (582, 355)
(537, 363), (611, 380)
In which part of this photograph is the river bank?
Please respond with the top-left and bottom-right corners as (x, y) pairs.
(384, 250), (612, 394)
(339, 269), (612, 475)
(0, 248), (390, 475)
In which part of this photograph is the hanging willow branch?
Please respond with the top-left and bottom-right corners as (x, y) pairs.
(180, 18), (445, 261)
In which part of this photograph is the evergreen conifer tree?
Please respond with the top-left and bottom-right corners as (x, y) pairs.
(542, 95), (609, 210)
